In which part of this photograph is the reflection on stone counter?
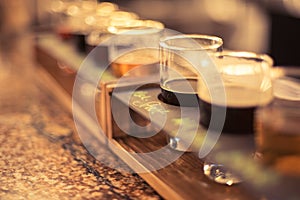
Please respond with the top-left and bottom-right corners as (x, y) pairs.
(0, 65), (161, 200)
(0, 89), (161, 199)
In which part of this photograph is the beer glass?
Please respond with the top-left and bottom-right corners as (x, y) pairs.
(159, 34), (223, 151)
(159, 34), (223, 107)
(256, 68), (300, 177)
(108, 19), (164, 77)
(201, 51), (274, 185)
(198, 51), (274, 133)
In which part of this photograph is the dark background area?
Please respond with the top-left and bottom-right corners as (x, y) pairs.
(270, 12), (300, 66)
(3, 0), (300, 67)
(104, 0), (300, 67)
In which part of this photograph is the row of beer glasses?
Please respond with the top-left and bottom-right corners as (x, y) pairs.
(109, 19), (276, 184)
(161, 34), (300, 184)
(110, 30), (273, 131)
(50, 0), (142, 52)
(160, 34), (273, 132)
(51, 1), (300, 185)
(159, 34), (274, 185)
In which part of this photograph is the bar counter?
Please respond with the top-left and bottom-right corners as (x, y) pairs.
(2, 32), (300, 200)
(0, 34), (161, 200)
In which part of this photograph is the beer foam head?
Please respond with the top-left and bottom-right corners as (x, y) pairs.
(198, 83), (273, 107)
(198, 51), (274, 107)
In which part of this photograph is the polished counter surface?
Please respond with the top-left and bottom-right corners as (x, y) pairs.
(0, 34), (161, 200)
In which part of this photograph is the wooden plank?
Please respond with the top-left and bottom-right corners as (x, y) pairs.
(105, 91), (256, 200)
(108, 131), (255, 200)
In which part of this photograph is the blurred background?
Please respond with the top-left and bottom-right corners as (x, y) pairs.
(1, 0), (300, 66)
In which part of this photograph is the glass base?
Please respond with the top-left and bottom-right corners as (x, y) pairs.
(167, 136), (192, 152)
(203, 163), (242, 186)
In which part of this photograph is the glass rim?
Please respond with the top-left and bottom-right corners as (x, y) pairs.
(214, 50), (274, 66)
(107, 19), (164, 35)
(159, 34), (223, 51)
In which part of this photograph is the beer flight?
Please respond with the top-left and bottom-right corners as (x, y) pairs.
(105, 16), (300, 182)
(52, 1), (300, 183)
(107, 21), (277, 184)
(158, 34), (273, 134)
(106, 24), (274, 135)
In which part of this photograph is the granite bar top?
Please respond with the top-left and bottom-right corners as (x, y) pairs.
(0, 34), (161, 200)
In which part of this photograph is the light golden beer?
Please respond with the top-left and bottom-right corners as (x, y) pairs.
(110, 48), (159, 77)
(256, 100), (300, 176)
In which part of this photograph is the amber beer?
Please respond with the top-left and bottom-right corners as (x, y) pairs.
(199, 85), (272, 134)
(110, 48), (159, 77)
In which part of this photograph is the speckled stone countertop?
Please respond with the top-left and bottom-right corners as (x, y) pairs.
(0, 34), (161, 200)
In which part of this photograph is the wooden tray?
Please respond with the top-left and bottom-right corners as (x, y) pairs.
(101, 80), (256, 200)
(35, 34), (300, 200)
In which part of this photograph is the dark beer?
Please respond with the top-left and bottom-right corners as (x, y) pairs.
(160, 78), (199, 107)
(199, 85), (272, 134)
(199, 99), (256, 134)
